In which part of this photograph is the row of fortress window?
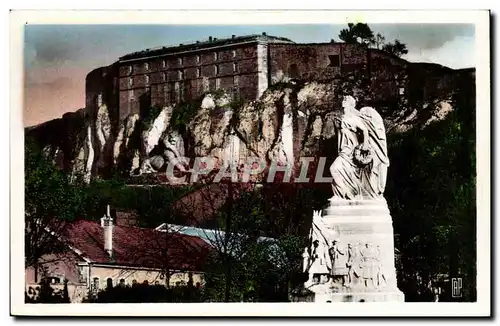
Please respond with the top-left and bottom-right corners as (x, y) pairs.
(127, 62), (239, 87)
(127, 50), (237, 74)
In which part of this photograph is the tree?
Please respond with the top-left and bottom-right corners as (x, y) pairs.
(338, 23), (409, 58)
(338, 23), (375, 47)
(382, 39), (409, 57)
(374, 33), (386, 49)
(25, 138), (96, 269)
(338, 23), (357, 44)
(385, 75), (476, 301)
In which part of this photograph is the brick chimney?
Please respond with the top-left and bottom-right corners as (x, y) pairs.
(100, 205), (113, 258)
(232, 34), (236, 39)
(262, 32), (267, 36)
(209, 36), (213, 42)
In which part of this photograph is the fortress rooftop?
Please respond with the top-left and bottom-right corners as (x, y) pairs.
(119, 33), (295, 61)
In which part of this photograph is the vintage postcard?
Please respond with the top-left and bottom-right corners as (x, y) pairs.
(10, 10), (491, 317)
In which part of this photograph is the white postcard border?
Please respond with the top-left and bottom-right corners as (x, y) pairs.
(9, 9), (491, 317)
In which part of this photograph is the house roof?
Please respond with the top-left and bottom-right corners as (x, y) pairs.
(59, 220), (213, 271)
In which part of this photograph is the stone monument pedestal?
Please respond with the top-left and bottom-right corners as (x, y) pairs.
(303, 198), (404, 302)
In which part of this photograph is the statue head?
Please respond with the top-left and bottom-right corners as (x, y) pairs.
(342, 95), (357, 111)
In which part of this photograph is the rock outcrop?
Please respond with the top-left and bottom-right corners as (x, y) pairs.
(25, 78), (466, 184)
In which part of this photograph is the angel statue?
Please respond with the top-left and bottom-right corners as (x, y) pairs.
(329, 95), (389, 199)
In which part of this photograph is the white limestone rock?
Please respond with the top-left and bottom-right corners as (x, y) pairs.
(149, 155), (165, 171)
(124, 114), (140, 148)
(297, 82), (335, 113)
(162, 130), (189, 171)
(112, 113), (139, 168)
(84, 125), (94, 184)
(215, 94), (231, 108)
(201, 94), (216, 110)
(425, 100), (453, 126)
(113, 123), (125, 165)
(130, 150), (141, 175)
(144, 106), (173, 155)
(271, 70), (290, 84)
(95, 105), (111, 153)
(71, 145), (86, 180)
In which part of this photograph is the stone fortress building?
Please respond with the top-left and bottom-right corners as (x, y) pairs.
(85, 32), (424, 123)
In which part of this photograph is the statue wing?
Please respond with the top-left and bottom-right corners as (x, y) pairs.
(360, 107), (389, 165)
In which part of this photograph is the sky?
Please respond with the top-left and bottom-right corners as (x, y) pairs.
(24, 24), (475, 127)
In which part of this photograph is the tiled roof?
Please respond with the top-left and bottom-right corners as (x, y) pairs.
(59, 220), (213, 271)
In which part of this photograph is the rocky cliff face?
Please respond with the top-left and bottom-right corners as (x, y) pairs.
(26, 80), (460, 184)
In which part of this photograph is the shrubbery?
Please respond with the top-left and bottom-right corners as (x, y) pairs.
(85, 283), (203, 303)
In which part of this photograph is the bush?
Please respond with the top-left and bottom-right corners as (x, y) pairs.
(25, 279), (70, 303)
(86, 283), (203, 303)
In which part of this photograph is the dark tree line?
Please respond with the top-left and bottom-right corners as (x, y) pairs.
(385, 73), (476, 301)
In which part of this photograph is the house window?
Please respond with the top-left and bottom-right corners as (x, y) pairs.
(178, 57), (183, 66)
(162, 60), (166, 68)
(399, 87), (405, 95)
(144, 62), (149, 70)
(128, 77), (133, 87)
(119, 279), (126, 287)
(145, 75), (150, 85)
(92, 277), (100, 293)
(233, 75), (239, 87)
(128, 89), (134, 101)
(128, 66), (133, 75)
(214, 52), (219, 61)
(232, 50), (236, 58)
(215, 78), (221, 90)
(162, 72), (167, 82)
(215, 65), (220, 75)
(106, 278), (113, 289)
(233, 62), (238, 73)
(328, 55), (340, 67)
(196, 55), (200, 64)
(196, 67), (201, 78)
(97, 93), (103, 107)
(77, 265), (89, 284)
(178, 70), (184, 80)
